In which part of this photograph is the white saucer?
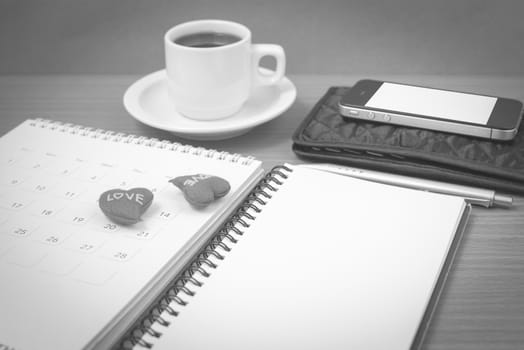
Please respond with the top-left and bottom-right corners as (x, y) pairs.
(123, 69), (297, 140)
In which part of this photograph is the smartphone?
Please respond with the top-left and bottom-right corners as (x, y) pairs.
(339, 79), (523, 140)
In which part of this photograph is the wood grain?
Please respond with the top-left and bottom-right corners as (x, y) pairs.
(0, 75), (523, 349)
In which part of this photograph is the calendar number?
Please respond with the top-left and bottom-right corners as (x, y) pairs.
(38, 230), (70, 245)
(33, 206), (60, 218)
(0, 194), (32, 210)
(47, 161), (80, 177)
(113, 251), (128, 260)
(5, 220), (39, 237)
(131, 230), (155, 240)
(65, 234), (105, 254)
(11, 202), (24, 209)
(12, 227), (29, 237)
(77, 166), (107, 183)
(88, 221), (120, 233)
(137, 231), (151, 238)
(0, 196), (32, 211)
(100, 243), (139, 262)
(158, 211), (174, 220)
(79, 244), (95, 252)
(0, 175), (25, 187)
(64, 191), (77, 198)
(51, 186), (82, 200)
(45, 235), (60, 244)
(103, 223), (118, 231)
(72, 216), (86, 224)
(35, 185), (47, 192)
(126, 227), (158, 240)
(41, 209), (54, 216)
(56, 205), (92, 226)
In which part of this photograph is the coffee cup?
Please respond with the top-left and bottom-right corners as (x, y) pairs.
(164, 19), (286, 120)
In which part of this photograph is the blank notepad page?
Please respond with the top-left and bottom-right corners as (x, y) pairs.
(149, 164), (467, 350)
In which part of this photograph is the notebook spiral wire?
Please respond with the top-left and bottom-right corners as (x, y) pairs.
(28, 118), (255, 165)
(117, 165), (292, 349)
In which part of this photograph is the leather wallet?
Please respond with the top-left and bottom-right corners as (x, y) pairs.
(292, 87), (524, 194)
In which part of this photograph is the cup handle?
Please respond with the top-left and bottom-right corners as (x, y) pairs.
(251, 44), (286, 85)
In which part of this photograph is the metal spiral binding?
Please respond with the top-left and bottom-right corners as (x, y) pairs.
(27, 118), (256, 165)
(116, 165), (292, 349)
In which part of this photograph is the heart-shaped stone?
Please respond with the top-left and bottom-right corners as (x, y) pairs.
(99, 187), (154, 225)
(169, 174), (230, 208)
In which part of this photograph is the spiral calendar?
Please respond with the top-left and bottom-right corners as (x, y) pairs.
(0, 119), (263, 350)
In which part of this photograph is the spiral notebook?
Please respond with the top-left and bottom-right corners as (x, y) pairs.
(0, 119), (264, 350)
(0, 119), (470, 350)
(129, 165), (470, 350)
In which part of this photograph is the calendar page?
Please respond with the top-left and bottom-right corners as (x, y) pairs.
(0, 119), (263, 350)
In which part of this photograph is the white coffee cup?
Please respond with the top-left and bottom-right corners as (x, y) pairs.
(164, 19), (286, 120)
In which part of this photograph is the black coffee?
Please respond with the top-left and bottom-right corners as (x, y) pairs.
(174, 32), (242, 48)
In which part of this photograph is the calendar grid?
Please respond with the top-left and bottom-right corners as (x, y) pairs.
(0, 145), (182, 285)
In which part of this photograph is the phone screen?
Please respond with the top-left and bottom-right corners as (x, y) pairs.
(365, 82), (497, 124)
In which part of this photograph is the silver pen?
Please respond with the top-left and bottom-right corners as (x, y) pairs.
(298, 163), (513, 208)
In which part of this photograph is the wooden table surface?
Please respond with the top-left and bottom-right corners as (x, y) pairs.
(1, 75), (523, 349)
